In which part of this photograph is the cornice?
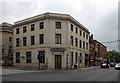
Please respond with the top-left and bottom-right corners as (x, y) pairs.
(14, 12), (90, 33)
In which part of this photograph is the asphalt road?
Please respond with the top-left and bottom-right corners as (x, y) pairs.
(2, 67), (120, 81)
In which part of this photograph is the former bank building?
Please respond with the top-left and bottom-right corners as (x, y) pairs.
(13, 12), (90, 69)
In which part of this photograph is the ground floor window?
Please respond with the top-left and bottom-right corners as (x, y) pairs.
(38, 51), (45, 63)
(26, 52), (32, 63)
(16, 52), (20, 63)
(80, 53), (82, 63)
(71, 52), (73, 65)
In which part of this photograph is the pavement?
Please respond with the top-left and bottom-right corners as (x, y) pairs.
(1, 66), (120, 81)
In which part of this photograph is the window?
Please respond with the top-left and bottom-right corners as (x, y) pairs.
(71, 36), (73, 46)
(23, 26), (27, 33)
(79, 40), (82, 48)
(75, 38), (78, 47)
(40, 22), (44, 29)
(31, 36), (35, 45)
(76, 27), (78, 34)
(9, 37), (12, 42)
(39, 34), (44, 44)
(71, 24), (73, 31)
(31, 24), (35, 31)
(55, 34), (61, 44)
(23, 37), (27, 46)
(86, 34), (88, 39)
(8, 46), (12, 54)
(16, 52), (20, 63)
(86, 43), (88, 50)
(71, 52), (73, 65)
(80, 30), (82, 36)
(26, 52), (31, 63)
(16, 28), (19, 34)
(1, 45), (4, 53)
(55, 22), (61, 29)
(80, 53), (82, 63)
(76, 52), (78, 63)
(83, 41), (85, 49)
(38, 51), (45, 63)
(83, 32), (85, 38)
(16, 38), (20, 47)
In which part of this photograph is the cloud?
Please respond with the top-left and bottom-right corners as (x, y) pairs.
(0, 0), (119, 51)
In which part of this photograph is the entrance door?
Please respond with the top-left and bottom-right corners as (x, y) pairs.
(55, 55), (62, 69)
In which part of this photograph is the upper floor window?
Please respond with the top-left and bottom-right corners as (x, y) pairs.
(75, 38), (78, 47)
(40, 22), (44, 29)
(23, 37), (27, 46)
(86, 34), (88, 39)
(8, 46), (12, 56)
(80, 30), (82, 36)
(71, 36), (73, 46)
(31, 24), (35, 31)
(86, 42), (88, 50)
(55, 22), (61, 29)
(39, 34), (44, 44)
(83, 41), (85, 49)
(71, 24), (73, 31)
(79, 40), (82, 48)
(31, 36), (35, 45)
(76, 27), (78, 34)
(9, 37), (12, 42)
(16, 28), (19, 34)
(55, 34), (61, 44)
(16, 38), (20, 47)
(26, 52), (32, 63)
(23, 26), (27, 33)
(83, 32), (85, 38)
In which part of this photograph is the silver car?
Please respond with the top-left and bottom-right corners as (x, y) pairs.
(115, 63), (120, 70)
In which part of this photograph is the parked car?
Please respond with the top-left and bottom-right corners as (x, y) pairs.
(101, 63), (109, 68)
(115, 63), (120, 70)
(110, 62), (116, 67)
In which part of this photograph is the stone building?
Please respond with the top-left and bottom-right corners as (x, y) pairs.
(13, 12), (90, 69)
(0, 22), (13, 66)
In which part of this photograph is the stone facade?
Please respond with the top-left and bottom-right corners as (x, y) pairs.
(0, 22), (13, 66)
(13, 12), (90, 69)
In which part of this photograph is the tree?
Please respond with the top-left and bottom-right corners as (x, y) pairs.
(107, 50), (120, 63)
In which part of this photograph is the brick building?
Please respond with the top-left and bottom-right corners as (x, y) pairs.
(89, 34), (107, 67)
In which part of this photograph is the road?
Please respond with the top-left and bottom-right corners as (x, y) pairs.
(2, 67), (120, 81)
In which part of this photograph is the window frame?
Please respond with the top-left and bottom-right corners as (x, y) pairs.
(40, 22), (44, 29)
(31, 36), (35, 45)
(55, 22), (61, 29)
(23, 37), (27, 46)
(26, 52), (32, 63)
(55, 34), (61, 44)
(39, 34), (44, 44)
(31, 24), (35, 31)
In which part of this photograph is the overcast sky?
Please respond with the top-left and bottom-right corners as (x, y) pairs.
(0, 0), (119, 51)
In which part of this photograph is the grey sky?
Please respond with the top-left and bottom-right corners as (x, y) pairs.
(0, 0), (119, 51)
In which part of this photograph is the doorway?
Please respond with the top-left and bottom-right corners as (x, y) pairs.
(55, 55), (62, 69)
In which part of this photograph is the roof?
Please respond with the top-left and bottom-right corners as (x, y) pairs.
(0, 22), (13, 28)
(14, 12), (90, 33)
(94, 40), (107, 48)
